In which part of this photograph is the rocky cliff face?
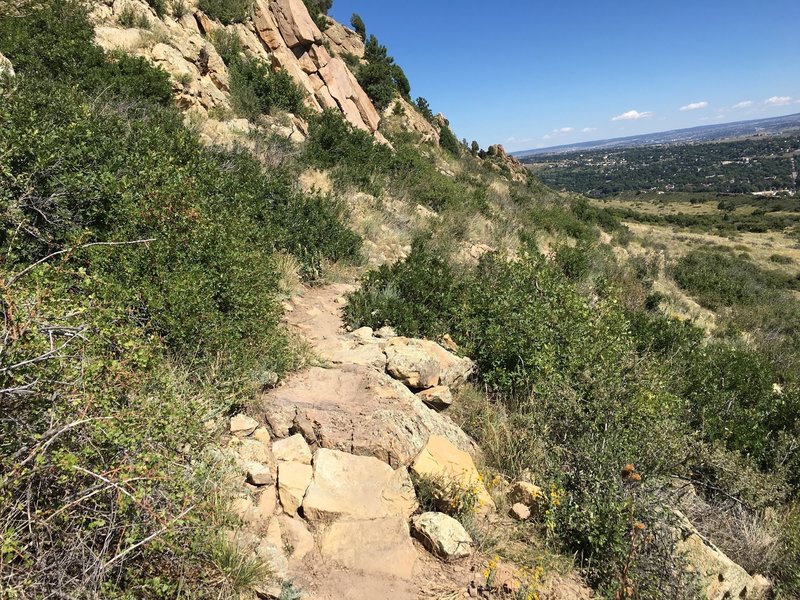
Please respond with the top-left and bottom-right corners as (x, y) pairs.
(90, 0), (384, 138)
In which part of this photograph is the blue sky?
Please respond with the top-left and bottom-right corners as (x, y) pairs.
(329, 1), (800, 152)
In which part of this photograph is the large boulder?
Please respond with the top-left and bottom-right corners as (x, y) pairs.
(319, 517), (418, 579)
(383, 337), (476, 390)
(411, 512), (473, 560)
(384, 339), (441, 389)
(259, 364), (477, 468)
(302, 448), (416, 522)
(411, 435), (495, 515)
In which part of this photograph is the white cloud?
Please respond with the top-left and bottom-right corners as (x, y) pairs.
(612, 110), (653, 121)
(582, 127), (597, 133)
(680, 101), (709, 111)
(554, 127), (574, 134)
(765, 96), (792, 106)
(733, 100), (754, 109)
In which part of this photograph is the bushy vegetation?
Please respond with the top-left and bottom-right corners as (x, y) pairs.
(0, 1), (360, 596)
(438, 123), (461, 157)
(197, 0), (252, 25)
(672, 248), (798, 309)
(209, 30), (308, 121)
(301, 0), (332, 30)
(303, 109), (487, 212)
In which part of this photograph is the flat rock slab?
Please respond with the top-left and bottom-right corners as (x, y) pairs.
(302, 448), (416, 522)
(259, 364), (477, 468)
(319, 517), (418, 580)
(273, 433), (312, 464)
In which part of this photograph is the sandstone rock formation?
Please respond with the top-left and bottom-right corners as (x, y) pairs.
(485, 144), (529, 183)
(383, 97), (440, 145)
(230, 413), (259, 437)
(90, 0), (383, 135)
(277, 460), (313, 516)
(322, 17), (365, 59)
(416, 385), (454, 411)
(319, 517), (418, 579)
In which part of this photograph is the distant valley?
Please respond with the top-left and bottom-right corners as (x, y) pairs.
(513, 112), (800, 157)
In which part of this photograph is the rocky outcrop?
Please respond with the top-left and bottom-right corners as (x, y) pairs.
(322, 17), (365, 59)
(485, 144), (529, 183)
(251, 0), (381, 134)
(90, 0), (383, 135)
(383, 97), (440, 145)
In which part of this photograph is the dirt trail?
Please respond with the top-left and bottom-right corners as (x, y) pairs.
(257, 285), (477, 599)
(283, 283), (357, 360)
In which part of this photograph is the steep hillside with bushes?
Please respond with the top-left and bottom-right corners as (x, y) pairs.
(1, 1), (798, 599)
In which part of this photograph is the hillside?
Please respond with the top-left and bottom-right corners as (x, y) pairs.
(1, 2), (799, 600)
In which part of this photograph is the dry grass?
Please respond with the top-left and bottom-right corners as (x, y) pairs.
(676, 487), (781, 574)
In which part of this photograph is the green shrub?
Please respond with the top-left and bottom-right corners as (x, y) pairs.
(301, 0), (331, 30)
(350, 12), (366, 39)
(0, 0), (172, 105)
(0, 3), (362, 594)
(672, 248), (793, 309)
(118, 3), (151, 28)
(769, 253), (793, 264)
(197, 0), (252, 24)
(355, 34), (411, 109)
(415, 96), (434, 121)
(210, 28), (244, 65)
(146, 0), (167, 17)
(354, 61), (397, 110)
(228, 56), (307, 120)
(438, 124), (461, 156)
